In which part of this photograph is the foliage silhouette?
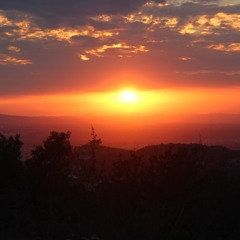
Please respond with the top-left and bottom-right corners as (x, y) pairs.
(26, 131), (72, 191)
(88, 126), (102, 162)
(1, 130), (240, 240)
(0, 133), (23, 187)
(0, 133), (23, 162)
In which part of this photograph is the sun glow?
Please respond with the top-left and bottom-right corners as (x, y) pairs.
(119, 90), (139, 103)
(3, 87), (240, 117)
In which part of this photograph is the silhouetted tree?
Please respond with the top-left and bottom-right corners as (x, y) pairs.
(112, 150), (143, 186)
(0, 133), (23, 186)
(85, 127), (102, 185)
(0, 133), (28, 240)
(0, 133), (23, 161)
(27, 131), (72, 189)
(88, 126), (102, 159)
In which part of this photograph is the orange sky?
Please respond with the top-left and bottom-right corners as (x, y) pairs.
(0, 0), (240, 118)
(1, 87), (240, 117)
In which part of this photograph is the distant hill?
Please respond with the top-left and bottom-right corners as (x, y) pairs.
(137, 143), (240, 168)
(1, 113), (240, 159)
(74, 145), (131, 173)
(73, 143), (240, 175)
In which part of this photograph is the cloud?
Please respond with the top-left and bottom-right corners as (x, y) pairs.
(178, 57), (192, 61)
(79, 43), (149, 60)
(206, 43), (240, 52)
(166, 0), (239, 7)
(0, 10), (121, 42)
(179, 12), (240, 35)
(0, 0), (240, 96)
(0, 53), (32, 65)
(0, 0), (166, 25)
(8, 46), (21, 53)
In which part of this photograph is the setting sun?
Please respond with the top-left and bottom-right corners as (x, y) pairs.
(119, 90), (138, 103)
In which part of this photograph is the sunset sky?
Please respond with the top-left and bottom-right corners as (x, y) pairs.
(0, 0), (240, 116)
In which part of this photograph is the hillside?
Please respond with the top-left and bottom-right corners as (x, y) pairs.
(2, 131), (240, 240)
(73, 143), (240, 176)
(1, 114), (240, 155)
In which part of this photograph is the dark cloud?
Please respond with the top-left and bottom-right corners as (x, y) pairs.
(0, 0), (166, 25)
(71, 36), (100, 47)
(144, 2), (240, 20)
(88, 20), (119, 31)
(0, 0), (240, 96)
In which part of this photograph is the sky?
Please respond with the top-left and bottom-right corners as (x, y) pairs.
(0, 0), (240, 116)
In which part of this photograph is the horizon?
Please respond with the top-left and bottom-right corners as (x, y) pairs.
(1, 114), (240, 156)
(1, 87), (240, 116)
(1, 0), (240, 151)
(1, 1), (240, 237)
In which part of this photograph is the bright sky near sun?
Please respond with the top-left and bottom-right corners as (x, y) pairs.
(1, 87), (240, 116)
(119, 91), (139, 103)
(0, 0), (240, 116)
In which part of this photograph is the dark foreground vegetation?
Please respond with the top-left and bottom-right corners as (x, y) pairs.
(1, 130), (240, 240)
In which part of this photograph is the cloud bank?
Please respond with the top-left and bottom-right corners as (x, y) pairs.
(0, 0), (240, 95)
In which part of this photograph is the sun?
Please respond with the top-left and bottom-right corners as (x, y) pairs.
(119, 90), (138, 103)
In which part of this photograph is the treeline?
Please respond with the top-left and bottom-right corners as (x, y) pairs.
(1, 130), (240, 240)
